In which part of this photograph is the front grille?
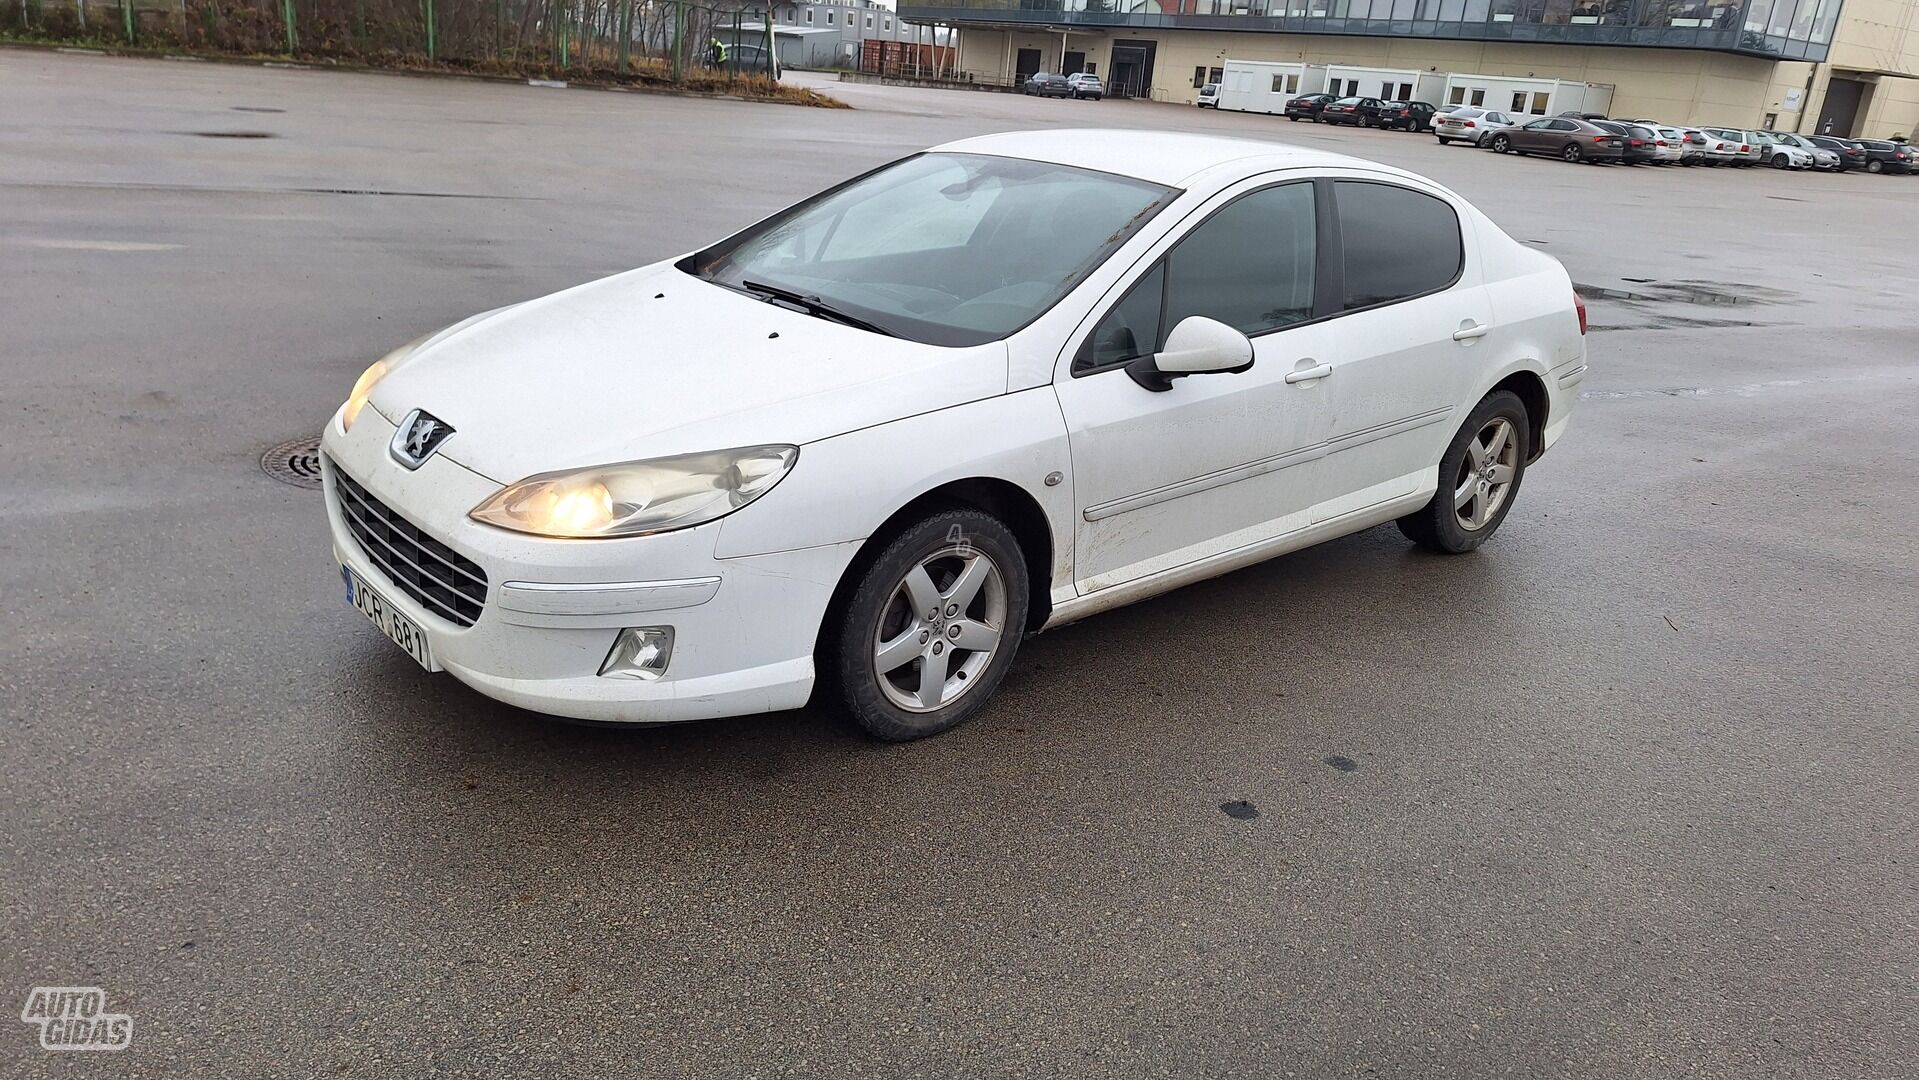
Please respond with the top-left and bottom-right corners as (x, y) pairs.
(330, 459), (488, 627)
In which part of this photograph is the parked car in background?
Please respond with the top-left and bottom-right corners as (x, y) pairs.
(1807, 134), (1868, 171)
(1374, 101), (1438, 131)
(1433, 107), (1519, 146)
(1672, 128), (1709, 165)
(1702, 128), (1756, 166)
(1646, 126), (1688, 163)
(1065, 73), (1104, 100)
(1592, 121), (1659, 164)
(1690, 128), (1743, 165)
(1763, 132), (1833, 169)
(1320, 96), (1386, 126)
(1556, 110), (1609, 120)
(1284, 92), (1337, 121)
(1022, 72), (1073, 98)
(1196, 82), (1219, 108)
(1856, 139), (1914, 173)
(1747, 131), (1810, 169)
(1490, 116), (1626, 163)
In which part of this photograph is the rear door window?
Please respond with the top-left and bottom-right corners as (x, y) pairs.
(1334, 181), (1463, 312)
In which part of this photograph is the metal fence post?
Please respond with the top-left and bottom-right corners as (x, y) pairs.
(121, 0), (133, 41)
(670, 0), (682, 82)
(494, 0), (502, 57)
(617, 0), (631, 71)
(354, 0), (364, 46)
(423, 0), (436, 58)
(282, 0), (296, 51)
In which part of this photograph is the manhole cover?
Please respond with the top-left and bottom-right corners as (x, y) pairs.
(261, 436), (323, 489)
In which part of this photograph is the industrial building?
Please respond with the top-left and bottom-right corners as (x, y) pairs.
(739, 0), (953, 69)
(901, 0), (1919, 138)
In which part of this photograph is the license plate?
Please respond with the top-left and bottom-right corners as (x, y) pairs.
(343, 566), (433, 669)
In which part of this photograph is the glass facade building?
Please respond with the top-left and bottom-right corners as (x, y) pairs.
(899, 0), (1845, 60)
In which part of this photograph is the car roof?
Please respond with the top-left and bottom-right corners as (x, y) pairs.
(931, 129), (1393, 187)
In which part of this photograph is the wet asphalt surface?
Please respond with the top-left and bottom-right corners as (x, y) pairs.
(3, 51), (1916, 1078)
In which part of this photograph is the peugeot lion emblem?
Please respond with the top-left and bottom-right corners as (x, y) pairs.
(389, 409), (454, 469)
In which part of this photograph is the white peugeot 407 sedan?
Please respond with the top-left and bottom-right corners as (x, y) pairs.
(323, 130), (1587, 740)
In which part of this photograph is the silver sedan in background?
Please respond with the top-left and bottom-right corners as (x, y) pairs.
(1433, 106), (1520, 147)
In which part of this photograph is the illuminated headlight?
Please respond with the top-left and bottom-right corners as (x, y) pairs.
(340, 333), (433, 433)
(468, 445), (798, 539)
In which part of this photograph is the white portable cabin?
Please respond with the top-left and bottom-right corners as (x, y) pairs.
(1216, 61), (1324, 114)
(1438, 74), (1615, 119)
(1322, 66), (1446, 105)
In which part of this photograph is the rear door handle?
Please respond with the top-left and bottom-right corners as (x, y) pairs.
(1284, 363), (1333, 384)
(1452, 322), (1491, 341)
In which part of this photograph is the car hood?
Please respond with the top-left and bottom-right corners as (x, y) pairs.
(368, 263), (1009, 483)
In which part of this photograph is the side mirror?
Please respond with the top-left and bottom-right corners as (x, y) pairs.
(1126, 316), (1255, 392)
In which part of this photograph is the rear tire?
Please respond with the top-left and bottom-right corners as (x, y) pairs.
(1396, 391), (1531, 555)
(826, 509), (1031, 741)
(1868, 159), (1884, 173)
(1437, 136), (1451, 145)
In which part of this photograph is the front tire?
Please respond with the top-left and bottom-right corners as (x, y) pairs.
(827, 509), (1030, 741)
(1491, 134), (1511, 153)
(1396, 391), (1531, 554)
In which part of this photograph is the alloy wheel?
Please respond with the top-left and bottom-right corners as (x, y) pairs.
(872, 544), (1008, 713)
(1453, 417), (1519, 531)
(1563, 144), (1583, 162)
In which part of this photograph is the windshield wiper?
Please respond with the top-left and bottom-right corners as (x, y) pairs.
(740, 279), (897, 338)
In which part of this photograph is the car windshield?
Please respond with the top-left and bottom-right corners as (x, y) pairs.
(692, 152), (1176, 348)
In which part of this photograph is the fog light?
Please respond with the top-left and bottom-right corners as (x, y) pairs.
(599, 626), (675, 680)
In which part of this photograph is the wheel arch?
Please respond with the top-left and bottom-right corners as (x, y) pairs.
(814, 476), (1057, 662)
(1489, 369), (1550, 463)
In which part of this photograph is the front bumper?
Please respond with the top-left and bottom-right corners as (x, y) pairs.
(321, 408), (854, 724)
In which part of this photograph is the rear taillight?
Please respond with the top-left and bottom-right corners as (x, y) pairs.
(1656, 140), (1668, 146)
(1463, 120), (1476, 128)
(1740, 144), (1750, 152)
(1574, 292), (1587, 336)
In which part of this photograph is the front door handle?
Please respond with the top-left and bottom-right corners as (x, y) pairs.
(1284, 363), (1333, 384)
(1452, 321), (1491, 342)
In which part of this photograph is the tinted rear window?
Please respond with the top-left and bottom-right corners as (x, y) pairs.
(1335, 181), (1462, 311)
